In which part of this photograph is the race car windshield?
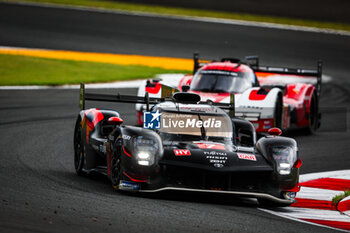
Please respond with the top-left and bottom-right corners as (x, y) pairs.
(190, 70), (253, 93)
(159, 111), (233, 142)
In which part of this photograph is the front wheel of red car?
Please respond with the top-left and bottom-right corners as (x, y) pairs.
(306, 92), (318, 134)
(274, 95), (283, 129)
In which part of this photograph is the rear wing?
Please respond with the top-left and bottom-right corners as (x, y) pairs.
(79, 83), (235, 117)
(193, 53), (322, 99)
(80, 83), (160, 112)
(247, 56), (323, 99)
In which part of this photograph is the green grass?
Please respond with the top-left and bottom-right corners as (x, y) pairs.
(332, 190), (350, 205)
(5, 0), (350, 32)
(0, 54), (187, 86)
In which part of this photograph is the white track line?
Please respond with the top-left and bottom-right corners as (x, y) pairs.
(2, 0), (350, 37)
(274, 207), (350, 222)
(260, 208), (350, 233)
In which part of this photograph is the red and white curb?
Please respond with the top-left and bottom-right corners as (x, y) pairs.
(260, 170), (350, 232)
(338, 196), (350, 217)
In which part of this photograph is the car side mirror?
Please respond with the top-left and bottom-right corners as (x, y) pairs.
(108, 117), (123, 126)
(268, 127), (282, 136)
(182, 85), (190, 92)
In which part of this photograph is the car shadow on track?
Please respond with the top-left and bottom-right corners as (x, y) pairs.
(138, 191), (259, 208)
(68, 171), (260, 208)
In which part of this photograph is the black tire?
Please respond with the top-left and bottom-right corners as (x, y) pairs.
(306, 92), (318, 134)
(257, 198), (292, 207)
(111, 157), (124, 191)
(111, 141), (123, 190)
(274, 95), (283, 129)
(73, 117), (85, 175)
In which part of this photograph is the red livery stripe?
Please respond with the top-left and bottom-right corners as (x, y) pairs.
(145, 83), (162, 94)
(122, 146), (132, 157)
(248, 90), (267, 101)
(122, 171), (147, 183)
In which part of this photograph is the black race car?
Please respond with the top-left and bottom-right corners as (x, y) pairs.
(74, 84), (302, 206)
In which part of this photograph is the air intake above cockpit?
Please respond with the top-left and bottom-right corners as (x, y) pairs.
(173, 92), (201, 104)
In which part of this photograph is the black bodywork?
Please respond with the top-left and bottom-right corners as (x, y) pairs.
(74, 84), (301, 206)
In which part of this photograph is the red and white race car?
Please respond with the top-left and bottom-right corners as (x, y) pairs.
(136, 54), (322, 134)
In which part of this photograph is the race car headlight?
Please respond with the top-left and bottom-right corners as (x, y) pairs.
(271, 146), (297, 175)
(132, 136), (158, 166)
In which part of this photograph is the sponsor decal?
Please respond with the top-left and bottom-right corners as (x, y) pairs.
(143, 110), (161, 129)
(179, 106), (217, 112)
(144, 111), (224, 131)
(263, 119), (273, 130)
(118, 180), (140, 191)
(205, 152), (228, 166)
(122, 135), (131, 140)
(174, 149), (191, 156)
(237, 153), (257, 161)
(206, 156), (228, 164)
(204, 151), (227, 156)
(163, 117), (221, 128)
(239, 105), (263, 110)
(263, 125), (272, 129)
(196, 143), (226, 150)
(206, 156), (228, 159)
(201, 70), (238, 76)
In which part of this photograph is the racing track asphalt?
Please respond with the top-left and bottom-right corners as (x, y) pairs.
(0, 2), (350, 233)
